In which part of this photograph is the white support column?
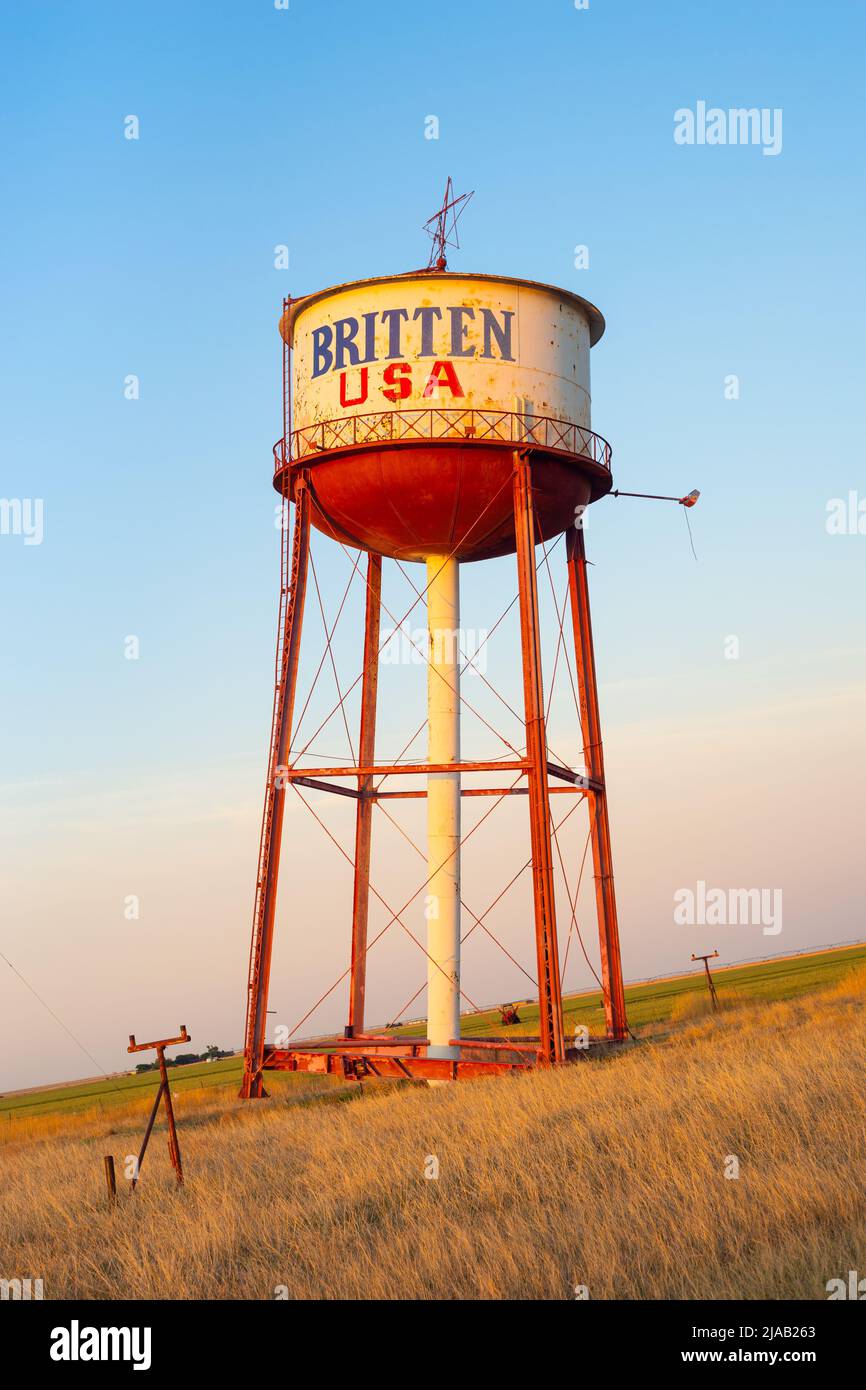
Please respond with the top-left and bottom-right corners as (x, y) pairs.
(426, 555), (461, 1061)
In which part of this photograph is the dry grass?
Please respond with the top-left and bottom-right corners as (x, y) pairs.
(0, 1074), (340, 1150)
(1, 976), (864, 1301)
(823, 961), (866, 999)
(667, 987), (720, 1023)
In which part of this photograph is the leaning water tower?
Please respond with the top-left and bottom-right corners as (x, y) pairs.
(241, 186), (628, 1095)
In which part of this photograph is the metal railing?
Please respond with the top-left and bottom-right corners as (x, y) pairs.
(272, 408), (612, 473)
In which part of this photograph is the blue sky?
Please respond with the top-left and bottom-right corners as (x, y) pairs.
(1, 0), (864, 1089)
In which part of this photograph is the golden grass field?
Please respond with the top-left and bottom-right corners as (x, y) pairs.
(1, 962), (864, 1301)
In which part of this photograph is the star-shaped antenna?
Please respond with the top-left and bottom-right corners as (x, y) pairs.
(423, 177), (474, 271)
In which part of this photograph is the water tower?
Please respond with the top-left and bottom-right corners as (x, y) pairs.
(240, 193), (628, 1094)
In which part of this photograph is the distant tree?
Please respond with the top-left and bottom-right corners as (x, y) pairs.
(203, 1044), (223, 1061)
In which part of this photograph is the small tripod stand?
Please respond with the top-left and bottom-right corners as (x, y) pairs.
(127, 1025), (190, 1188)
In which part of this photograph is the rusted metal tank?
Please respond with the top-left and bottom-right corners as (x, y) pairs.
(276, 271), (611, 562)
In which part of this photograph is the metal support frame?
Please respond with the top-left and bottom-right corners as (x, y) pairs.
(241, 476), (311, 1098)
(566, 526), (628, 1041)
(512, 451), (566, 1065)
(240, 441), (630, 1091)
(264, 1042), (540, 1082)
(347, 553), (382, 1037)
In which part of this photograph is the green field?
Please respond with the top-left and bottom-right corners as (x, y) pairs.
(0, 1055), (246, 1120)
(3, 941), (863, 1122)
(451, 940), (866, 1040)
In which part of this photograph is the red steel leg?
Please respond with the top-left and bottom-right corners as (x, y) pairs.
(513, 452), (565, 1065)
(130, 1079), (164, 1190)
(241, 476), (312, 1097)
(157, 1046), (184, 1185)
(347, 552), (382, 1036)
(566, 526), (628, 1041)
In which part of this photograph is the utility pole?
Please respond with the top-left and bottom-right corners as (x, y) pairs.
(691, 951), (720, 1012)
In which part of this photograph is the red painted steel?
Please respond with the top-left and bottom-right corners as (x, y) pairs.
(277, 410), (612, 469)
(279, 759), (530, 780)
(513, 451), (566, 1065)
(270, 1054), (530, 1080)
(264, 1036), (543, 1081)
(566, 527), (628, 1042)
(272, 411), (611, 563)
(241, 478), (312, 1098)
(347, 553), (382, 1036)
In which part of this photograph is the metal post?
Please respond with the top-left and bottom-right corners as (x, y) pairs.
(131, 1080), (164, 1190)
(156, 1046), (183, 1185)
(242, 477), (312, 1098)
(425, 554), (461, 1062)
(566, 525), (628, 1041)
(103, 1154), (117, 1205)
(512, 452), (565, 1065)
(347, 552), (382, 1037)
(692, 951), (720, 1011)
